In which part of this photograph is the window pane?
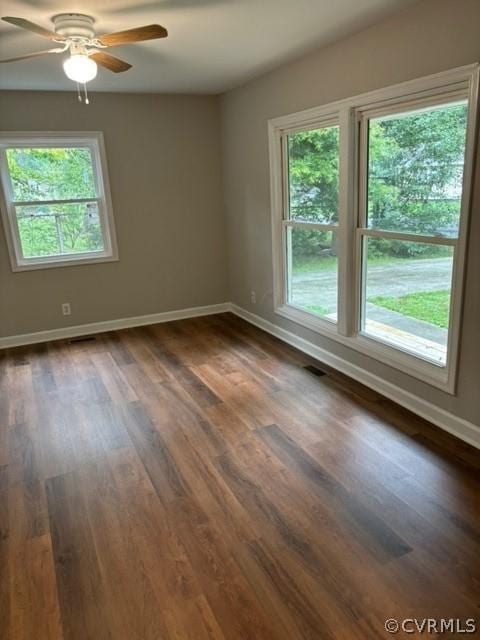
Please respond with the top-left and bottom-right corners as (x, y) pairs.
(288, 125), (339, 223)
(287, 227), (338, 321)
(367, 101), (468, 238)
(6, 147), (96, 201)
(362, 237), (453, 365)
(16, 202), (104, 258)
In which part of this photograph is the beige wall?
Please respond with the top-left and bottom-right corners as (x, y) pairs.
(0, 91), (226, 336)
(220, 0), (480, 426)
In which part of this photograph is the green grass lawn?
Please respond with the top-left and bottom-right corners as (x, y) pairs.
(292, 252), (450, 275)
(369, 290), (450, 328)
(303, 304), (329, 316)
(292, 256), (337, 274)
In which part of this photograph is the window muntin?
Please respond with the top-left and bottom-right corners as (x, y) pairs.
(0, 134), (117, 270)
(284, 122), (340, 324)
(359, 98), (467, 367)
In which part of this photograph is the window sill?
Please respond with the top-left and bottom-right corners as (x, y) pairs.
(12, 251), (119, 272)
(275, 304), (454, 394)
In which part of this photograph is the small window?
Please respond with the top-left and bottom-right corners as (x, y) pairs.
(0, 132), (118, 270)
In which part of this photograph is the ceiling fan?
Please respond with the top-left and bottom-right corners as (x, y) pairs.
(0, 14), (168, 101)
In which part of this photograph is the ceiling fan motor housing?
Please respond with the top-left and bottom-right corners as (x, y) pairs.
(52, 14), (95, 40)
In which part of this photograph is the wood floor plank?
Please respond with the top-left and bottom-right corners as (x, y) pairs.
(123, 400), (191, 504)
(214, 447), (365, 627)
(32, 396), (77, 481)
(212, 425), (421, 627)
(8, 423), (48, 542)
(45, 471), (114, 640)
(118, 329), (171, 383)
(77, 452), (170, 640)
(30, 344), (57, 394)
(106, 447), (230, 639)
(163, 426), (258, 547)
(167, 495), (281, 640)
(189, 595), (227, 640)
(0, 465), (8, 541)
(0, 427), (8, 467)
(308, 427), (480, 573)
(236, 536), (336, 639)
(344, 412), (480, 522)
(257, 423), (412, 562)
(0, 539), (9, 639)
(0, 313), (478, 639)
(9, 534), (63, 640)
(149, 338), (223, 408)
(100, 332), (135, 366)
(46, 340), (79, 390)
(3, 361), (34, 427)
(90, 351), (138, 404)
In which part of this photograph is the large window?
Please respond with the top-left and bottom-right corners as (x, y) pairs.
(269, 65), (479, 392)
(0, 132), (118, 270)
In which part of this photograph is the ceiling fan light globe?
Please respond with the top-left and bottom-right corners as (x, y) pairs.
(63, 54), (97, 83)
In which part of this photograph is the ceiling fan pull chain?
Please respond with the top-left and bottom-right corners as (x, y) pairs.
(83, 83), (90, 105)
(76, 82), (82, 102)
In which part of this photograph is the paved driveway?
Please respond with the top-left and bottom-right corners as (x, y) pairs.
(291, 257), (451, 345)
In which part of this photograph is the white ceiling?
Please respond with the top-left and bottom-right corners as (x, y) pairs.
(0, 0), (414, 94)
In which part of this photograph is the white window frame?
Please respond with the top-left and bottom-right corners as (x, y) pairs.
(0, 131), (118, 271)
(269, 64), (480, 394)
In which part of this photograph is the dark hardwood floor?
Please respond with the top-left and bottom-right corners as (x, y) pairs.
(1, 312), (479, 639)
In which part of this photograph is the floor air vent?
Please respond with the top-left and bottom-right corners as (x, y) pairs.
(304, 364), (327, 377)
(69, 336), (97, 344)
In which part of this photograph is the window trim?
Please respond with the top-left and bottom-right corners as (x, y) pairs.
(269, 63), (480, 394)
(0, 131), (118, 271)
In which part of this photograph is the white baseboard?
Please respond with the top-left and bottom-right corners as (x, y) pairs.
(0, 303), (230, 350)
(230, 304), (480, 450)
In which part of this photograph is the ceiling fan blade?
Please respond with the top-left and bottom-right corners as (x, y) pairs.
(89, 51), (132, 73)
(0, 48), (64, 63)
(2, 16), (65, 41)
(97, 24), (167, 47)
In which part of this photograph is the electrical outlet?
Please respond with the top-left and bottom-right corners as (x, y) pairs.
(250, 290), (256, 304)
(62, 302), (71, 316)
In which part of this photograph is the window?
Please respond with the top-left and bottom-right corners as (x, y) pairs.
(0, 132), (118, 270)
(285, 123), (340, 322)
(269, 65), (479, 392)
(358, 99), (468, 367)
